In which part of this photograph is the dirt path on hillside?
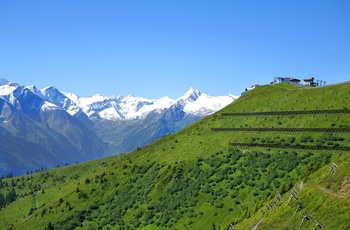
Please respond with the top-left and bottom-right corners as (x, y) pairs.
(319, 187), (346, 199)
(250, 218), (263, 230)
(15, 214), (33, 228)
(339, 177), (350, 198)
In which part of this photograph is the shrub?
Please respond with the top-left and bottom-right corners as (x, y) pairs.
(41, 208), (47, 217)
(78, 191), (88, 199)
(287, 137), (296, 144)
(215, 202), (224, 208)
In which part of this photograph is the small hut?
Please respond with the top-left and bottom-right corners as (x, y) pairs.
(304, 77), (316, 86)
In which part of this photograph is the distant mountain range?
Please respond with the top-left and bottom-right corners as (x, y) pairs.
(0, 78), (237, 176)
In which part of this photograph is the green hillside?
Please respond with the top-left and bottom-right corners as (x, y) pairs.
(1, 82), (349, 229)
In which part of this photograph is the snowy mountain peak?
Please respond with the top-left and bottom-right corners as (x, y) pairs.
(180, 86), (202, 102)
(2, 80), (238, 121)
(0, 78), (9, 86)
(63, 92), (80, 102)
(0, 81), (20, 96)
(41, 86), (65, 98)
(64, 86), (237, 120)
(84, 94), (110, 103)
(41, 86), (57, 92)
(25, 85), (41, 95)
(41, 86), (67, 106)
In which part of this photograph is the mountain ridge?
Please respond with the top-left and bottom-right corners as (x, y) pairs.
(0, 78), (238, 121)
(0, 78), (237, 175)
(0, 85), (107, 174)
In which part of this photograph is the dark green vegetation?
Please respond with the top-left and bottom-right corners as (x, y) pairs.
(1, 82), (350, 229)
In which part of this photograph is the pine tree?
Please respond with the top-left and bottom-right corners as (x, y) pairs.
(46, 222), (54, 230)
(0, 192), (5, 208)
(6, 188), (16, 204)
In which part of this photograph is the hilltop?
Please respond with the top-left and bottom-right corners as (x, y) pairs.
(0, 82), (349, 229)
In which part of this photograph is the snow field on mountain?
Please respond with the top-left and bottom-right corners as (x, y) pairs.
(1, 78), (238, 121)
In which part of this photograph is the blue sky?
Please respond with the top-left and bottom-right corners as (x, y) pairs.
(0, 1), (349, 98)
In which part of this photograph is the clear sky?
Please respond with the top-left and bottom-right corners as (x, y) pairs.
(0, 1), (349, 98)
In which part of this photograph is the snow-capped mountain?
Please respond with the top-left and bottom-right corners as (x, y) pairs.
(40, 85), (237, 121)
(0, 78), (238, 176)
(0, 79), (106, 176)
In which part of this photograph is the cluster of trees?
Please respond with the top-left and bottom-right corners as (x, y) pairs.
(0, 172), (14, 179)
(26, 167), (47, 175)
(47, 147), (331, 229)
(0, 170), (71, 213)
(0, 177), (17, 209)
(0, 190), (16, 209)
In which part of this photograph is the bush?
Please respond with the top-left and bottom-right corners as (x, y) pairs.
(215, 202), (224, 208)
(41, 208), (47, 217)
(78, 191), (88, 199)
(287, 137), (296, 144)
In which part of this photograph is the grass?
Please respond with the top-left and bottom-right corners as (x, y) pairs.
(242, 152), (350, 230)
(1, 82), (350, 229)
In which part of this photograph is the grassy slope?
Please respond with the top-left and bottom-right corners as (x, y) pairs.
(0, 82), (349, 230)
(235, 151), (350, 229)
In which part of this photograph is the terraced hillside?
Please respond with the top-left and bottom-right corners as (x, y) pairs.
(0, 82), (349, 229)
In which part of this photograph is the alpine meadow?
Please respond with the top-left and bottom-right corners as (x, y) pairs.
(1, 82), (350, 229)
